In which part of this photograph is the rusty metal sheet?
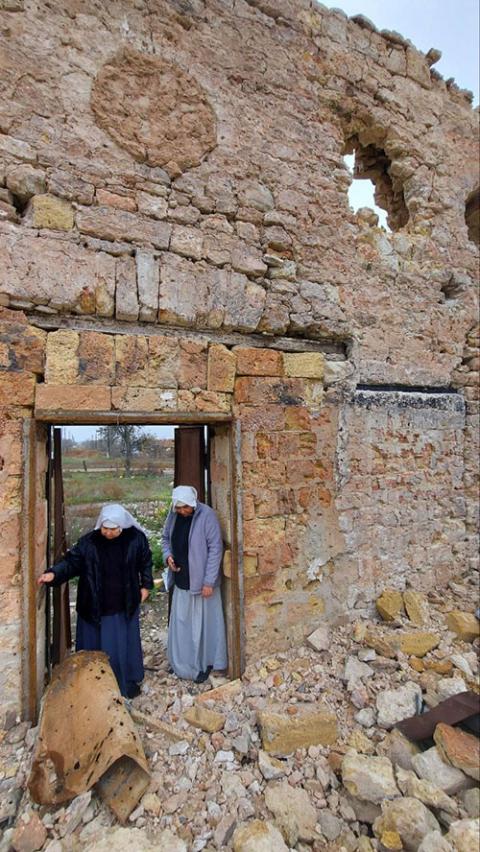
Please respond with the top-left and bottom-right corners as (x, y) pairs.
(28, 651), (150, 822)
(396, 690), (480, 742)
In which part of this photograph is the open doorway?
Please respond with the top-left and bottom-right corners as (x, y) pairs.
(44, 419), (241, 698)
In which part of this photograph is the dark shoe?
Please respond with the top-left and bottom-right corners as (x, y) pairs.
(126, 683), (141, 698)
(194, 670), (209, 684)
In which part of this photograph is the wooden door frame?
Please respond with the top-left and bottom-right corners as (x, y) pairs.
(26, 410), (243, 719)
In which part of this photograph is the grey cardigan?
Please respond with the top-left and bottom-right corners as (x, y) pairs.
(161, 502), (224, 594)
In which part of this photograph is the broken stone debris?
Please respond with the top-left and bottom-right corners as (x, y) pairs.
(2, 579), (479, 851)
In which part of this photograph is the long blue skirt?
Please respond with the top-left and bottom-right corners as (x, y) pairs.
(76, 609), (144, 698)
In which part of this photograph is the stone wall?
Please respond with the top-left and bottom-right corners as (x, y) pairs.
(0, 0), (478, 721)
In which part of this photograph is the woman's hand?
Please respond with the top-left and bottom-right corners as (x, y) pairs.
(201, 585), (213, 598)
(37, 572), (55, 585)
(167, 556), (179, 572)
(140, 588), (149, 603)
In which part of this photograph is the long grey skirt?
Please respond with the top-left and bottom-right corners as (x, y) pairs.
(167, 586), (227, 680)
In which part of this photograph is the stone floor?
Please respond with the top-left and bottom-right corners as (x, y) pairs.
(1, 574), (479, 852)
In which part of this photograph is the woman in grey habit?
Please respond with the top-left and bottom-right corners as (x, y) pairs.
(162, 485), (227, 683)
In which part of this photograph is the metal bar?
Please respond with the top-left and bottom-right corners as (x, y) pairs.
(35, 410), (233, 425)
(228, 419), (244, 679)
(21, 419), (38, 722)
(52, 428), (71, 665)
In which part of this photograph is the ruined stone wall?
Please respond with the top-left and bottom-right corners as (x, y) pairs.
(0, 0), (478, 721)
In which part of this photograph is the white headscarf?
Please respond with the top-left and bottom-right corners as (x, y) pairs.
(95, 503), (147, 534)
(172, 485), (198, 509)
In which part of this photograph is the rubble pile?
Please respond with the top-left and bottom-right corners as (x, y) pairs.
(1, 577), (479, 852)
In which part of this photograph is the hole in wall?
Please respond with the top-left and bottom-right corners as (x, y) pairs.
(344, 154), (389, 231)
(344, 137), (409, 232)
(465, 187), (479, 246)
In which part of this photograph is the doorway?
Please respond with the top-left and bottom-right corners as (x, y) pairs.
(43, 418), (241, 701)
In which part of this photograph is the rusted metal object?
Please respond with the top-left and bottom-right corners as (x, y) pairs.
(28, 651), (150, 822)
(396, 691), (480, 741)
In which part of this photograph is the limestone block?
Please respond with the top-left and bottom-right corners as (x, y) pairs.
(76, 207), (171, 249)
(232, 820), (288, 852)
(403, 591), (429, 625)
(136, 192), (168, 220)
(112, 387), (176, 412)
(0, 510), (21, 581)
(45, 330), (79, 384)
(207, 344), (236, 393)
(396, 767), (460, 815)
(446, 611), (480, 642)
(0, 419), (22, 476)
(257, 706), (337, 754)
(116, 256), (139, 322)
(373, 798), (440, 851)
(235, 348), (283, 377)
(243, 554), (258, 577)
(148, 335), (179, 388)
(196, 679), (243, 704)
(231, 247), (267, 277)
(0, 371), (36, 407)
(258, 750), (286, 780)
(376, 589), (404, 621)
(136, 251), (159, 322)
(396, 631), (440, 657)
(35, 385), (111, 411)
(264, 780), (317, 841)
(306, 626), (330, 651)
(115, 336), (149, 386)
(234, 376), (303, 406)
(434, 723), (480, 781)
(28, 194), (74, 230)
(283, 352), (324, 379)
(341, 752), (399, 804)
(96, 189), (136, 212)
(376, 682), (422, 729)
(223, 276), (265, 333)
(78, 332), (115, 385)
(6, 165), (46, 201)
(0, 235), (115, 316)
(194, 391), (231, 413)
(183, 705), (225, 733)
(323, 359), (354, 385)
(445, 819), (480, 852)
(179, 340), (207, 389)
(411, 746), (474, 795)
(170, 225), (203, 260)
(11, 809), (47, 852)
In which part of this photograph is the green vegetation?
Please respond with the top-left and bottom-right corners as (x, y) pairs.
(63, 471), (172, 506)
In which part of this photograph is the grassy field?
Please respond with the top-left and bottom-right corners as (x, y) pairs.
(63, 470), (172, 506)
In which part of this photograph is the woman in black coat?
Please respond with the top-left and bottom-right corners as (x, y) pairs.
(37, 504), (153, 698)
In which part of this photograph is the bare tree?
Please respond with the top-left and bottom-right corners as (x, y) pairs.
(98, 425), (144, 475)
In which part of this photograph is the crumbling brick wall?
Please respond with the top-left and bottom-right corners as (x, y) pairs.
(0, 0), (478, 721)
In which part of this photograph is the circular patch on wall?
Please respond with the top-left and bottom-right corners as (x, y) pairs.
(91, 48), (217, 173)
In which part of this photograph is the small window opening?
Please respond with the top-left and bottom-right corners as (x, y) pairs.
(344, 138), (409, 232)
(465, 187), (479, 247)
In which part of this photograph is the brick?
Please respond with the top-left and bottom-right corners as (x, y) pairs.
(235, 347), (284, 376)
(35, 385), (111, 411)
(207, 344), (236, 393)
(283, 352), (325, 379)
(148, 335), (179, 387)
